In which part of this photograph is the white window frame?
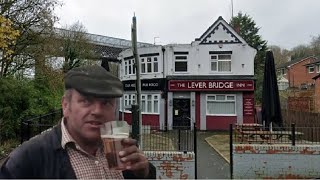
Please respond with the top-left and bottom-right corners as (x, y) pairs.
(141, 94), (160, 114)
(206, 94), (236, 116)
(210, 54), (232, 72)
(124, 59), (135, 75)
(308, 66), (315, 73)
(122, 93), (160, 114)
(140, 56), (159, 74)
(122, 94), (136, 112)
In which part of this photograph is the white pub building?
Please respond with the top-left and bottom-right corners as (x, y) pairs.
(119, 16), (256, 130)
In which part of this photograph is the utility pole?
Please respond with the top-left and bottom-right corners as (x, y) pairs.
(131, 14), (143, 148)
(231, 0), (234, 18)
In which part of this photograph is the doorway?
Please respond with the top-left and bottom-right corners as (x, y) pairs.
(172, 98), (191, 129)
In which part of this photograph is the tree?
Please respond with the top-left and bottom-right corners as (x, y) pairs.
(290, 44), (312, 60)
(0, 15), (19, 59)
(310, 35), (320, 57)
(0, 0), (61, 77)
(230, 12), (268, 104)
(269, 45), (291, 66)
(56, 21), (96, 73)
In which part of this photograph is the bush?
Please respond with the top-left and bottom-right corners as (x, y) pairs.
(0, 77), (63, 141)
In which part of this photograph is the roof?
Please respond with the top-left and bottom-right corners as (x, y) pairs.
(194, 16), (246, 45)
(277, 56), (317, 69)
(93, 44), (123, 60)
(304, 58), (320, 66)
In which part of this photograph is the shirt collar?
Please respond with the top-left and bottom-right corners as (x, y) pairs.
(61, 117), (76, 149)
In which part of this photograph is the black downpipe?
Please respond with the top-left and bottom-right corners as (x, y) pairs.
(161, 47), (168, 131)
(194, 122), (197, 179)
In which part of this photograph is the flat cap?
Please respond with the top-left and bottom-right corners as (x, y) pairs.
(64, 65), (123, 98)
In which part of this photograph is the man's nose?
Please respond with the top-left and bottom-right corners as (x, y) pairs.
(91, 101), (105, 115)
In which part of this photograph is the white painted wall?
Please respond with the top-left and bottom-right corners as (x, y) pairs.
(233, 144), (320, 179)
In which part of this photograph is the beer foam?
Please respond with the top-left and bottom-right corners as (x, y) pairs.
(101, 133), (129, 139)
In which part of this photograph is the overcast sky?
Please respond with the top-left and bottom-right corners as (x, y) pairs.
(55, 0), (320, 50)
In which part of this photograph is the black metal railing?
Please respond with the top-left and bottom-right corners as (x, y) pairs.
(20, 109), (62, 143)
(232, 123), (320, 145)
(140, 124), (196, 152)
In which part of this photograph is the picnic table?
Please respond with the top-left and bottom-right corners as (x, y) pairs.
(235, 123), (263, 131)
(235, 123), (304, 144)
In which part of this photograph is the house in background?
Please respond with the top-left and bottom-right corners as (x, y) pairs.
(277, 56), (320, 112)
(118, 16), (257, 130)
(277, 56), (318, 89)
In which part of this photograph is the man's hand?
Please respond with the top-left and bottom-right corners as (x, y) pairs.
(119, 138), (149, 178)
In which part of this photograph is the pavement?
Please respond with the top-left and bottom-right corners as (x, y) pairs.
(197, 131), (230, 179)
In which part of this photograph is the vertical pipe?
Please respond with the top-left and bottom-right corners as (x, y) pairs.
(194, 122), (197, 179)
(291, 123), (295, 146)
(229, 124), (233, 179)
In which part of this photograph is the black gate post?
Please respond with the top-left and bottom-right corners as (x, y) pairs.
(20, 119), (24, 144)
(194, 122), (197, 179)
(229, 124), (233, 179)
(178, 129), (181, 151)
(131, 104), (140, 142)
(291, 123), (296, 146)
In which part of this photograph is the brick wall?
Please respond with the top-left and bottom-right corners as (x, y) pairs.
(233, 144), (320, 179)
(144, 151), (195, 179)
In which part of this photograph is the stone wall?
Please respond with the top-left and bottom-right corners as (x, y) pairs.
(144, 151), (195, 179)
(233, 144), (320, 179)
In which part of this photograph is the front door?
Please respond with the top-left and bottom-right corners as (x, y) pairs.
(173, 98), (191, 129)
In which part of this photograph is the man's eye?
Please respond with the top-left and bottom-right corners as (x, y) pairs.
(81, 98), (92, 105)
(102, 99), (114, 106)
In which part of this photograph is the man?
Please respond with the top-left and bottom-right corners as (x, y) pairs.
(0, 65), (156, 179)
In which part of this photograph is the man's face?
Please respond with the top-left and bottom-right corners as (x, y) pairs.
(62, 90), (117, 144)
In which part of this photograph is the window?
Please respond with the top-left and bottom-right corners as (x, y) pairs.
(124, 94), (135, 107)
(153, 57), (158, 72)
(209, 51), (232, 72)
(139, 53), (159, 74)
(206, 94), (236, 115)
(147, 57), (152, 73)
(280, 68), (286, 76)
(174, 52), (189, 72)
(141, 58), (145, 73)
(308, 66), (315, 73)
(124, 58), (135, 75)
(141, 94), (160, 114)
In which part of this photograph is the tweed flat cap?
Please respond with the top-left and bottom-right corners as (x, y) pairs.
(64, 65), (123, 98)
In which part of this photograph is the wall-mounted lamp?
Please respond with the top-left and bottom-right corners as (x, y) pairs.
(169, 100), (172, 106)
(218, 43), (223, 48)
(192, 100), (195, 106)
(242, 64), (245, 68)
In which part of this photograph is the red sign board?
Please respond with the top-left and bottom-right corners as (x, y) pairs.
(168, 80), (254, 91)
(243, 98), (254, 116)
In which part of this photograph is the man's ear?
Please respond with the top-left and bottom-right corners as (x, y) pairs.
(62, 96), (70, 117)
